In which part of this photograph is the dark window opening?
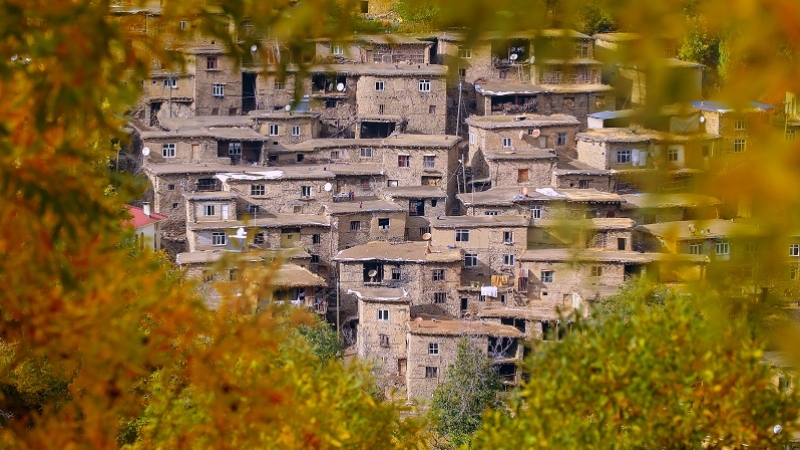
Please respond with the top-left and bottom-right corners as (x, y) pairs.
(501, 317), (526, 333)
(617, 238), (627, 251)
(360, 121), (395, 139)
(297, 154), (304, 162)
(360, 0), (369, 13)
(409, 200), (424, 216)
(196, 178), (218, 191)
(363, 262), (383, 282)
(311, 74), (347, 94)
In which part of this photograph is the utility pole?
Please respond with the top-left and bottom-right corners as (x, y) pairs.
(168, 73), (174, 118)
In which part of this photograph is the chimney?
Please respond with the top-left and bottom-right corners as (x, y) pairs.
(142, 202), (151, 217)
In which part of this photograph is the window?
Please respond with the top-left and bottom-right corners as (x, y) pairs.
(434, 292), (446, 304)
(212, 83), (224, 98)
(458, 67), (466, 78)
(391, 267), (401, 280)
(312, 234), (321, 244)
(251, 184), (265, 196)
(378, 104), (385, 115)
(503, 231), (513, 244)
(716, 240), (730, 255)
(485, 211), (500, 216)
(428, 342), (439, 355)
(274, 81), (285, 90)
(229, 269), (237, 281)
(291, 125), (301, 137)
(423, 155), (435, 168)
(375, 81), (385, 91)
(379, 334), (390, 348)
(531, 205), (542, 219)
(179, 20), (187, 30)
(167, 184), (175, 190)
(579, 180), (589, 189)
(254, 233), (265, 245)
(203, 204), (215, 216)
(163, 78), (177, 88)
(172, 203), (179, 209)
(330, 150), (340, 161)
(203, 271), (213, 282)
(379, 218), (390, 230)
(668, 148), (680, 162)
(360, 147), (373, 158)
(301, 186), (312, 198)
(419, 226), (431, 236)
(734, 119), (746, 131)
(387, 180), (398, 187)
(429, 105), (436, 114)
(517, 169), (529, 182)
(458, 46), (472, 58)
(350, 221), (361, 231)
(734, 139), (746, 153)
(377, 309), (389, 321)
(464, 253), (477, 268)
(206, 56), (218, 70)
(541, 270), (553, 283)
(787, 129), (797, 141)
(247, 204), (260, 214)
(502, 137), (512, 148)
(419, 79), (431, 92)
(617, 238), (627, 251)
(360, 177), (370, 190)
(617, 150), (632, 164)
(792, 267), (799, 281)
(432, 269), (444, 281)
(469, 131), (476, 145)
(503, 254), (515, 265)
(791, 244), (800, 257)
(269, 124), (279, 136)
(455, 229), (470, 242)
(228, 142), (242, 155)
(398, 155), (410, 167)
(557, 132), (567, 146)
(212, 232), (226, 246)
(425, 366), (438, 378)
(591, 266), (602, 277)
(332, 44), (344, 55)
(162, 143), (176, 158)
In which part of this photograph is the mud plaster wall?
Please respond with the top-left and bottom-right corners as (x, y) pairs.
(358, 300), (410, 379)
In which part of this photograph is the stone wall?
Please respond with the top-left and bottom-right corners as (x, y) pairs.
(357, 299), (410, 379)
(489, 159), (556, 188)
(143, 137), (224, 165)
(193, 53), (243, 116)
(405, 332), (487, 401)
(225, 179), (334, 214)
(356, 75), (447, 135)
(552, 173), (615, 191)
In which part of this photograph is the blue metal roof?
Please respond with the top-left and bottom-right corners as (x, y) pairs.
(690, 100), (774, 112)
(587, 109), (635, 120)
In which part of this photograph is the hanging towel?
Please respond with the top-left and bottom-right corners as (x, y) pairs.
(480, 286), (498, 298)
(491, 275), (502, 287)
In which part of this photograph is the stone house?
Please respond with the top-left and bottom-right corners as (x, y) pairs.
(334, 241), (464, 319)
(430, 215), (530, 302)
(552, 157), (615, 191)
(467, 114), (580, 156)
(124, 203), (167, 251)
(619, 193), (721, 224)
(405, 316), (523, 401)
(327, 163), (386, 198)
(690, 100), (774, 165)
(324, 198), (407, 250)
(188, 48), (243, 116)
(379, 186), (447, 241)
(636, 219), (765, 263)
(141, 126), (266, 166)
(312, 35), (432, 65)
(353, 287), (411, 382)
(476, 306), (560, 340)
(456, 186), (623, 220)
(527, 218), (635, 252)
(249, 111), (321, 149)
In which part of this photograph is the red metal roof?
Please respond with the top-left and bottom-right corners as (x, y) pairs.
(124, 205), (167, 229)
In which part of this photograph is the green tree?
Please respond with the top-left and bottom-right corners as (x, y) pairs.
(472, 297), (800, 449)
(430, 339), (502, 449)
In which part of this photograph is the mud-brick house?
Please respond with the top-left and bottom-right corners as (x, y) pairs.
(619, 193), (721, 224)
(324, 199), (406, 250)
(353, 287), (411, 384)
(457, 186), (623, 220)
(518, 248), (709, 309)
(177, 250), (328, 312)
(467, 114), (580, 156)
(249, 111), (321, 149)
(552, 157), (615, 191)
(215, 165), (335, 215)
(430, 215), (529, 306)
(140, 125), (267, 166)
(527, 218), (636, 252)
(189, 47), (243, 117)
(379, 186), (447, 241)
(405, 316), (523, 401)
(690, 100), (774, 164)
(334, 241), (464, 320)
(328, 163), (386, 199)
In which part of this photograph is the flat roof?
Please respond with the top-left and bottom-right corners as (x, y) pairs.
(380, 186), (447, 198)
(438, 28), (591, 42)
(184, 191), (237, 200)
(326, 163), (385, 176)
(285, 134), (460, 152)
(554, 157), (613, 175)
(475, 82), (549, 96)
(477, 306), (560, 320)
(187, 213), (330, 230)
(690, 100), (775, 113)
(215, 166), (335, 182)
(273, 264), (328, 287)
(457, 186), (622, 206)
(176, 249), (308, 265)
(638, 219), (764, 240)
(466, 114), (580, 129)
(356, 34), (429, 45)
(323, 199), (405, 214)
(538, 83), (615, 93)
(533, 218), (634, 230)
(159, 116), (255, 130)
(262, 63), (448, 77)
(141, 127), (266, 142)
(431, 215), (529, 228)
(407, 315), (524, 338)
(484, 148), (558, 161)
(577, 127), (661, 143)
(620, 193), (722, 210)
(248, 111), (320, 120)
(593, 32), (641, 42)
(348, 287), (410, 302)
(334, 241), (463, 263)
(520, 248), (709, 264)
(145, 163), (237, 175)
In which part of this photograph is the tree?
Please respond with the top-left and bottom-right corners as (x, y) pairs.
(472, 295), (800, 449)
(429, 339), (502, 449)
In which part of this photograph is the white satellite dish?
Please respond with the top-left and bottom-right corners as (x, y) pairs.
(531, 129), (541, 138)
(529, 56), (536, 64)
(699, 116), (706, 123)
(323, 182), (333, 192)
(336, 82), (345, 92)
(774, 425), (783, 435)
(284, 104), (291, 111)
(142, 147), (150, 156)
(421, 233), (432, 241)
(234, 227), (247, 239)
(509, 53), (519, 61)
(250, 44), (258, 53)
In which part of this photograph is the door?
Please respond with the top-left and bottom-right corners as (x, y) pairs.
(191, 143), (200, 161)
(398, 359), (407, 377)
(221, 204), (229, 221)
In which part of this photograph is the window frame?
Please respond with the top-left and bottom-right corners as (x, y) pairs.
(398, 155), (410, 167)
(790, 244), (800, 257)
(531, 205), (542, 219)
(503, 231), (513, 244)
(502, 137), (512, 148)
(418, 79), (431, 92)
(556, 132), (567, 146)
(733, 139), (746, 153)
(378, 218), (390, 230)
(250, 184), (265, 196)
(428, 342), (439, 355)
(203, 204), (216, 216)
(458, 46), (472, 58)
(617, 149), (632, 164)
(455, 229), (470, 242)
(212, 231), (226, 246)
(689, 243), (702, 255)
(269, 124), (280, 136)
(360, 147), (373, 158)
(541, 270), (554, 283)
(162, 143), (176, 158)
(301, 186), (312, 198)
(433, 292), (447, 304)
(332, 43), (344, 55)
(212, 83), (225, 98)
(502, 254), (515, 265)
(423, 155), (435, 168)
(464, 253), (477, 268)
(206, 56), (218, 70)
(291, 125), (301, 137)
(375, 80), (385, 91)
(349, 220), (361, 231)
(377, 309), (389, 321)
(425, 366), (438, 378)
(716, 240), (730, 255)
(432, 269), (444, 281)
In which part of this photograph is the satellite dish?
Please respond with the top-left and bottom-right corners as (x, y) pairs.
(250, 44), (258, 53)
(142, 147), (150, 156)
(422, 233), (432, 241)
(521, 186), (529, 196)
(532, 129), (541, 138)
(509, 53), (519, 61)
(529, 56), (536, 64)
(284, 104), (291, 111)
(323, 182), (333, 192)
(336, 82), (345, 92)
(518, 130), (524, 139)
(699, 116), (706, 123)
(234, 227), (247, 239)
(774, 425), (783, 435)
(368, 270), (378, 277)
